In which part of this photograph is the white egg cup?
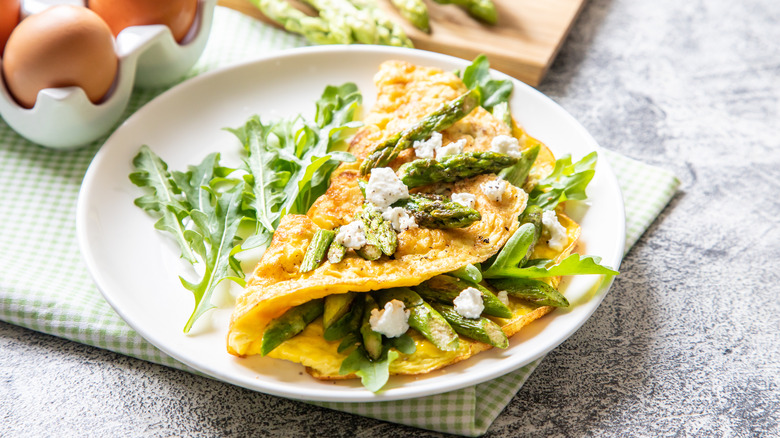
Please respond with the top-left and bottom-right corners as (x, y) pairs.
(0, 0), (218, 149)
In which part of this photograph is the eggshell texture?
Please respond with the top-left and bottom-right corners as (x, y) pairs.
(88, 0), (198, 43)
(0, 0), (20, 55)
(2, 5), (118, 109)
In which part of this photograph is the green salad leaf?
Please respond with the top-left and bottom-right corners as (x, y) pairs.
(340, 349), (400, 393)
(131, 148), (246, 333)
(131, 83), (363, 332)
(513, 254), (619, 278)
(460, 54), (514, 112)
(180, 183), (246, 332)
(129, 146), (197, 264)
(529, 152), (598, 210)
(481, 223), (537, 278)
(338, 332), (416, 393)
(227, 82), (362, 250)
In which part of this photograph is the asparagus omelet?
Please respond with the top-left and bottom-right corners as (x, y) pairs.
(224, 59), (613, 390)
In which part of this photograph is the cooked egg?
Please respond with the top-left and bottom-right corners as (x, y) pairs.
(88, 0), (198, 43)
(0, 0), (20, 55)
(2, 5), (118, 109)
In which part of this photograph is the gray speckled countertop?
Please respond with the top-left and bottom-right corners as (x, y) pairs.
(2, 0), (779, 436)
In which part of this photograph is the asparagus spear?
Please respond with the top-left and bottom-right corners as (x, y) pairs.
(358, 206), (398, 256)
(516, 204), (543, 266)
(414, 274), (512, 318)
(397, 151), (518, 188)
(429, 302), (508, 348)
(355, 244), (383, 261)
(324, 294), (365, 341)
(300, 229), (336, 273)
(499, 144), (540, 188)
(260, 299), (324, 355)
(433, 0), (498, 25)
(360, 89), (482, 175)
(391, 0), (430, 32)
(326, 228), (348, 264)
(488, 277), (569, 307)
(323, 292), (357, 330)
(376, 288), (460, 351)
(360, 295), (384, 360)
(392, 193), (481, 228)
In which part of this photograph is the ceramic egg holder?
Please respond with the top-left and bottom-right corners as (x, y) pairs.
(0, 0), (218, 149)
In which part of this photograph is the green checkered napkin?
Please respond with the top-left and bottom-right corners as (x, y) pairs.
(0, 8), (679, 437)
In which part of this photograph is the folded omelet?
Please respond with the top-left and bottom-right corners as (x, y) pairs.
(227, 60), (581, 379)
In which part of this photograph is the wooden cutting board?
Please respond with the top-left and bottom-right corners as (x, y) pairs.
(217, 0), (587, 86)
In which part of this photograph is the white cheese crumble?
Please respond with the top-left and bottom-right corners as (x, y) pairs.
(335, 220), (366, 249)
(369, 299), (410, 338)
(451, 192), (476, 209)
(453, 287), (484, 319)
(542, 209), (568, 251)
(366, 167), (410, 210)
(435, 138), (466, 161)
(490, 135), (522, 158)
(497, 291), (509, 306)
(412, 132), (441, 159)
(481, 179), (507, 202)
(413, 133), (468, 161)
(381, 206), (418, 232)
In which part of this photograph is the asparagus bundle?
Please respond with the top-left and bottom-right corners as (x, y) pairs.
(250, 0), (413, 47)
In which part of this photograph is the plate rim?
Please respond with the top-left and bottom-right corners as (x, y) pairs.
(77, 44), (626, 402)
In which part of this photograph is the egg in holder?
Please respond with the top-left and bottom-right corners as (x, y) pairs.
(0, 0), (218, 149)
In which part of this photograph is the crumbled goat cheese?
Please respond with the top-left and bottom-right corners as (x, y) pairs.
(412, 132), (441, 159)
(542, 209), (568, 251)
(490, 135), (522, 158)
(382, 206), (418, 232)
(366, 167), (410, 210)
(451, 192), (476, 209)
(453, 287), (484, 319)
(481, 179), (507, 202)
(435, 138), (466, 161)
(369, 299), (410, 338)
(335, 220), (366, 249)
(497, 291), (509, 306)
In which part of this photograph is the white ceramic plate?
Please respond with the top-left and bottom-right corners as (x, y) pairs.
(77, 45), (625, 402)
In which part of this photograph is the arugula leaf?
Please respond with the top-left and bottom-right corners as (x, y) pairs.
(340, 348), (400, 393)
(486, 253), (619, 279)
(171, 152), (237, 219)
(460, 54), (514, 112)
(338, 332), (415, 392)
(129, 146), (196, 263)
(180, 183), (246, 332)
(228, 82), (361, 249)
(482, 223), (537, 278)
(226, 117), (288, 246)
(529, 152), (598, 210)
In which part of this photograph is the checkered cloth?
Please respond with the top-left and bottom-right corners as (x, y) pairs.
(0, 8), (679, 437)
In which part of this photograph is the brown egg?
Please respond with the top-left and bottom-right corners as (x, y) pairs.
(2, 5), (118, 109)
(88, 0), (198, 43)
(0, 0), (20, 55)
